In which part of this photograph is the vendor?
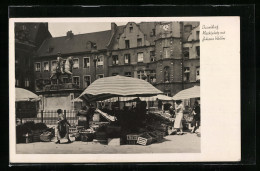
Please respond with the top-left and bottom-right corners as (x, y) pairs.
(56, 109), (71, 144)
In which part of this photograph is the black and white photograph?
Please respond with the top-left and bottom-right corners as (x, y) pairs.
(9, 17), (240, 163)
(14, 21), (201, 154)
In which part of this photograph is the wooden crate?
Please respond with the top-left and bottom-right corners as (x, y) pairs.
(137, 137), (153, 146)
(126, 133), (143, 141)
(126, 140), (137, 145)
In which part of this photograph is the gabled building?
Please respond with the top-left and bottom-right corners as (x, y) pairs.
(34, 21), (200, 110)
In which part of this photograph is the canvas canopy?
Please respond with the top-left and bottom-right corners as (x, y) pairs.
(15, 88), (40, 102)
(172, 86), (200, 100)
(78, 75), (162, 102)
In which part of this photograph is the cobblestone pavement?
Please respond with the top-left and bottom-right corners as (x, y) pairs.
(16, 132), (200, 154)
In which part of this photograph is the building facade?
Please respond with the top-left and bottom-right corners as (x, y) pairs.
(34, 22), (200, 110)
(15, 23), (52, 92)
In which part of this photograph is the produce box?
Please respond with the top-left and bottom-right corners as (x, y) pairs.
(126, 133), (143, 141)
(32, 130), (41, 142)
(137, 137), (153, 146)
(137, 133), (153, 146)
(108, 138), (121, 146)
(126, 140), (137, 145)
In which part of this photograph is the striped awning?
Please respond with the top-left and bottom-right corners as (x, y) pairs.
(15, 88), (40, 102)
(172, 86), (200, 100)
(79, 75), (162, 102)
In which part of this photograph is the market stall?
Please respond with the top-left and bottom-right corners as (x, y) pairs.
(72, 75), (171, 145)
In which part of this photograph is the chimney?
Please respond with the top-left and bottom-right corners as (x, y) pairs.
(66, 30), (74, 39)
(111, 23), (117, 34)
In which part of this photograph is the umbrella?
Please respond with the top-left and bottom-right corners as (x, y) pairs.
(172, 86), (200, 100)
(141, 94), (173, 101)
(79, 75), (162, 102)
(15, 88), (40, 102)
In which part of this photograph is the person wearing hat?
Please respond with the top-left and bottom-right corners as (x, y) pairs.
(173, 100), (184, 135)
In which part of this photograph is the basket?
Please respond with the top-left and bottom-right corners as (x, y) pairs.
(40, 132), (53, 142)
(80, 132), (94, 142)
(69, 127), (78, 134)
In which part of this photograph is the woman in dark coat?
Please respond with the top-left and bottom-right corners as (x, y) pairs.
(56, 109), (71, 144)
(191, 101), (200, 133)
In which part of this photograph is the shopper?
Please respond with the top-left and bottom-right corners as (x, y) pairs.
(173, 100), (184, 135)
(56, 109), (71, 144)
(77, 106), (88, 128)
(191, 101), (200, 133)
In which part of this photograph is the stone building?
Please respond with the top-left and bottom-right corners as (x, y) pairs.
(15, 23), (52, 92)
(34, 21), (200, 110)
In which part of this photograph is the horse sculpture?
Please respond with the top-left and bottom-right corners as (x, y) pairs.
(50, 56), (74, 84)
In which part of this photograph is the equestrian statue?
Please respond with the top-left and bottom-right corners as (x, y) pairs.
(50, 53), (74, 84)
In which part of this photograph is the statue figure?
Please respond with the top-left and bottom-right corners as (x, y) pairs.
(50, 53), (74, 84)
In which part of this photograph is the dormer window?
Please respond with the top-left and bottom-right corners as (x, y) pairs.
(48, 47), (54, 53)
(129, 27), (133, 33)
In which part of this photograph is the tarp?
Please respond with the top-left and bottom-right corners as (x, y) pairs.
(15, 88), (40, 102)
(172, 86), (200, 100)
(78, 75), (162, 102)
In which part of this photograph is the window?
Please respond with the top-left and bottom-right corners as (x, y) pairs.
(35, 62), (41, 72)
(184, 25), (192, 32)
(149, 70), (156, 83)
(51, 61), (57, 72)
(125, 72), (131, 77)
(164, 66), (170, 82)
(97, 56), (104, 66)
(73, 76), (80, 85)
(112, 73), (118, 76)
(98, 74), (104, 79)
(125, 40), (130, 49)
(124, 54), (130, 64)
(15, 79), (19, 86)
(137, 38), (142, 47)
(83, 75), (91, 88)
(129, 27), (133, 33)
(183, 47), (189, 59)
(152, 29), (156, 36)
(137, 52), (144, 62)
(112, 55), (119, 65)
(196, 31), (200, 40)
(62, 77), (69, 83)
(83, 57), (90, 68)
(163, 47), (170, 58)
(150, 51), (155, 62)
(43, 61), (49, 71)
(196, 67), (200, 81)
(184, 67), (190, 82)
(73, 58), (79, 69)
(137, 70), (146, 80)
(24, 77), (30, 87)
(196, 46), (200, 57)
